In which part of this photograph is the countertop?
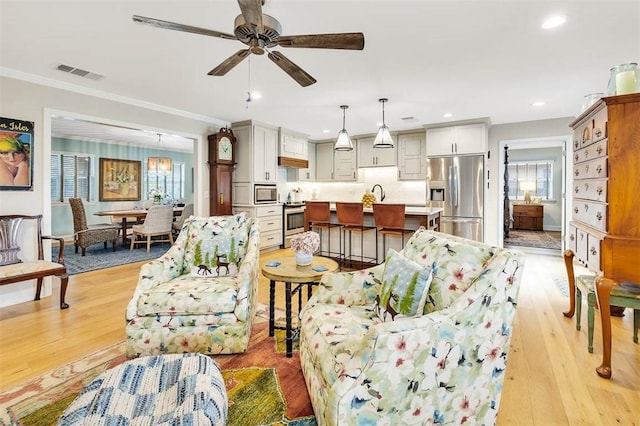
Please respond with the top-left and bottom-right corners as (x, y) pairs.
(327, 203), (443, 216)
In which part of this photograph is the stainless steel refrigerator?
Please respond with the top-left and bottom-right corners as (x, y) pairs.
(426, 155), (484, 241)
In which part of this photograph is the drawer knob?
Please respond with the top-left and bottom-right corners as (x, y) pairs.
(585, 164), (590, 173)
(590, 246), (597, 256)
(596, 145), (603, 155)
(584, 204), (589, 212)
(575, 169), (580, 177)
(596, 186), (603, 195)
(575, 153), (579, 161)
(596, 165), (603, 174)
(596, 211), (602, 221)
(585, 148), (589, 157)
(595, 128), (602, 138)
(585, 183), (589, 191)
(574, 207), (579, 214)
(574, 186), (579, 194)
(574, 140), (579, 148)
(570, 234), (575, 241)
(580, 233), (584, 240)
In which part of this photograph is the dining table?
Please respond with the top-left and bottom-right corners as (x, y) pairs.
(95, 207), (183, 247)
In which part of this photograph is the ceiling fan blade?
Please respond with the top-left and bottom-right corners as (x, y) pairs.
(208, 49), (251, 76)
(132, 15), (237, 41)
(237, 0), (264, 33)
(268, 51), (317, 87)
(277, 33), (365, 50)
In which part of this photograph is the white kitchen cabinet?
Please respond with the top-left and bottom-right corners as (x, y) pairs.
(397, 132), (426, 180)
(279, 128), (308, 161)
(232, 121), (278, 183)
(315, 142), (334, 181)
(233, 204), (283, 250)
(334, 146), (357, 181)
(287, 141), (316, 182)
(357, 136), (396, 167)
(426, 123), (487, 156)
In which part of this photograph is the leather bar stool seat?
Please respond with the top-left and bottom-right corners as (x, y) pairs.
(335, 202), (378, 269)
(305, 201), (342, 260)
(373, 203), (414, 261)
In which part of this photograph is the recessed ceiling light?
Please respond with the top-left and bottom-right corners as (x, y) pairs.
(532, 101), (545, 107)
(443, 113), (453, 118)
(250, 91), (262, 100)
(322, 129), (330, 134)
(542, 15), (566, 29)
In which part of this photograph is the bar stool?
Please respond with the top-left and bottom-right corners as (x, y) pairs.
(305, 201), (341, 260)
(372, 203), (414, 261)
(335, 202), (378, 269)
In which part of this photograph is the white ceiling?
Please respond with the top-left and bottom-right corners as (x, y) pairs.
(1, 0), (639, 148)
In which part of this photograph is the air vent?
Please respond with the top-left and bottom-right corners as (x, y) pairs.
(56, 64), (104, 81)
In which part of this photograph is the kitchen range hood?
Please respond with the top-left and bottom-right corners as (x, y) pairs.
(278, 156), (309, 168)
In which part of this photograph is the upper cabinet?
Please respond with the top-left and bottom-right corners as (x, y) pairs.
(357, 136), (396, 167)
(278, 127), (309, 168)
(426, 123), (488, 156)
(397, 132), (426, 180)
(287, 141), (316, 182)
(232, 120), (278, 183)
(315, 141), (357, 181)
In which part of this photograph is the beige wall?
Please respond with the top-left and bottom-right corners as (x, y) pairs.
(0, 76), (220, 307)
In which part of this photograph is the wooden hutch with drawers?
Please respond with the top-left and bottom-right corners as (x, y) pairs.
(565, 93), (640, 378)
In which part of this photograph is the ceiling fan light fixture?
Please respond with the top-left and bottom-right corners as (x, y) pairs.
(334, 105), (353, 151)
(373, 98), (394, 148)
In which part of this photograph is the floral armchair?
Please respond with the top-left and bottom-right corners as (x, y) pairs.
(299, 228), (525, 425)
(125, 213), (260, 358)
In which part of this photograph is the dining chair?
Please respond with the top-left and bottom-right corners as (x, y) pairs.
(172, 203), (194, 236)
(130, 205), (174, 252)
(69, 198), (119, 256)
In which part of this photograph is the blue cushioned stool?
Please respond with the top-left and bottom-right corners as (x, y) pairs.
(58, 353), (227, 425)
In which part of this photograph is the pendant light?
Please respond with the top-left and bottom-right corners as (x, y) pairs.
(147, 133), (172, 174)
(373, 98), (394, 148)
(334, 105), (353, 151)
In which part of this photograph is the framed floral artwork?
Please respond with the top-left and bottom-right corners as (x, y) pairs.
(99, 158), (141, 201)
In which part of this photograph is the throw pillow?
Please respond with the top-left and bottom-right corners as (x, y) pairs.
(188, 237), (239, 277)
(374, 249), (433, 322)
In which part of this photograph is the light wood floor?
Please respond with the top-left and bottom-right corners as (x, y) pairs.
(1, 248), (638, 425)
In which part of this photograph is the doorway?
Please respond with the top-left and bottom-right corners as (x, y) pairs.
(497, 135), (571, 251)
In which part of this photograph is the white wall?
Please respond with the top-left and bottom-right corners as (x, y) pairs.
(0, 75), (220, 307)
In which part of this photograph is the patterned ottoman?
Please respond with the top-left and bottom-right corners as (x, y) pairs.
(58, 353), (227, 425)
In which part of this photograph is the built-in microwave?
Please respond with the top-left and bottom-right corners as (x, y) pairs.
(254, 184), (278, 204)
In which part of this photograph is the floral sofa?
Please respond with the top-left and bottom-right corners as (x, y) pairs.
(125, 213), (260, 358)
(299, 228), (525, 425)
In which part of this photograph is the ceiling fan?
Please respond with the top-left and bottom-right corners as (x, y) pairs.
(132, 0), (365, 87)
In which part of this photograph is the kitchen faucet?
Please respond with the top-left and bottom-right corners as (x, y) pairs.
(371, 184), (385, 202)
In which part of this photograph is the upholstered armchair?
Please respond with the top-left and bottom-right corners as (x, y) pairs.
(125, 213), (260, 358)
(299, 228), (525, 425)
(69, 198), (119, 256)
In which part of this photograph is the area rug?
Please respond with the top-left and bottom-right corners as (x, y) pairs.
(504, 229), (562, 250)
(0, 321), (315, 426)
(51, 242), (171, 275)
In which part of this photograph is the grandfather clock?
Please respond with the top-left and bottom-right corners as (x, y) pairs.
(208, 127), (236, 215)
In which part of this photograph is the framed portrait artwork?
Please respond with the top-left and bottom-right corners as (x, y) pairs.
(0, 117), (34, 191)
(99, 158), (142, 201)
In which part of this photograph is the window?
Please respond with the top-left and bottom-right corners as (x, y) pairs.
(51, 153), (92, 202)
(143, 161), (185, 201)
(507, 161), (553, 201)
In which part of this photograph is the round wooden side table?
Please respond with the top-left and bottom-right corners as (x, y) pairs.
(261, 255), (339, 357)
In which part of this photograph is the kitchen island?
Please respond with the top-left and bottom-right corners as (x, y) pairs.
(305, 203), (443, 263)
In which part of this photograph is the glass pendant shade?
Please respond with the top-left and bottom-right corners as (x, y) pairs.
(334, 105), (353, 151)
(147, 133), (172, 173)
(373, 98), (394, 148)
(147, 156), (173, 173)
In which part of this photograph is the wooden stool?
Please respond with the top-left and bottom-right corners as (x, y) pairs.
(335, 202), (377, 269)
(372, 203), (414, 261)
(305, 201), (341, 260)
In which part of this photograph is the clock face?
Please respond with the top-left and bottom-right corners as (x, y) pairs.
(218, 136), (233, 161)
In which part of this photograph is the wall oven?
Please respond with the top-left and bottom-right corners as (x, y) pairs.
(283, 203), (306, 248)
(254, 184), (277, 204)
